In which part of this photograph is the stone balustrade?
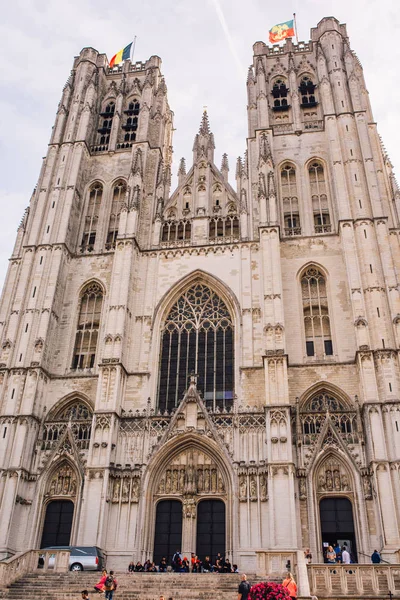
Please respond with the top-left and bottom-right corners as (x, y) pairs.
(308, 563), (400, 597)
(0, 549), (70, 588)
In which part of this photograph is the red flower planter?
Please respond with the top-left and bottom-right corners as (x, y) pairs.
(249, 581), (290, 600)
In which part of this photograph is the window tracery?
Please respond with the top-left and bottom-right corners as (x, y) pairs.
(158, 284), (234, 413)
(106, 181), (126, 250)
(299, 75), (317, 107)
(161, 219), (191, 245)
(80, 183), (102, 253)
(97, 102), (115, 148)
(42, 401), (93, 451)
(72, 282), (103, 369)
(300, 392), (358, 446)
(301, 267), (333, 357)
(209, 215), (240, 242)
(309, 162), (331, 233)
(121, 99), (140, 147)
(272, 78), (290, 111)
(280, 164), (301, 236)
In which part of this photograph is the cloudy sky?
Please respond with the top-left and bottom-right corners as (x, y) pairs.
(0, 0), (399, 289)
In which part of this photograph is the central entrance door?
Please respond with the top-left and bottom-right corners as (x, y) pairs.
(40, 500), (74, 548)
(320, 497), (357, 561)
(196, 499), (225, 561)
(153, 500), (183, 565)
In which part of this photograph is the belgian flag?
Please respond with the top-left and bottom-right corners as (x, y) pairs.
(109, 42), (133, 68)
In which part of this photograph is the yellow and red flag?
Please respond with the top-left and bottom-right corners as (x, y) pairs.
(109, 42), (133, 68)
(269, 20), (295, 43)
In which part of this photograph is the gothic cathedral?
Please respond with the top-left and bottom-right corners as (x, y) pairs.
(0, 17), (399, 570)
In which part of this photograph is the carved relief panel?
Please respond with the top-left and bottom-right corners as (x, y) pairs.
(156, 449), (226, 498)
(46, 463), (78, 498)
(316, 457), (352, 494)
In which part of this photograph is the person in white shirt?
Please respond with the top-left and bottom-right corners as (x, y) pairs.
(341, 546), (351, 564)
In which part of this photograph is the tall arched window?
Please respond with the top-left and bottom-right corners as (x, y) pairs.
(106, 180), (126, 250)
(81, 183), (102, 253)
(72, 282), (103, 369)
(158, 284), (234, 413)
(281, 164), (301, 236)
(122, 100), (140, 144)
(272, 78), (290, 111)
(301, 267), (333, 357)
(299, 75), (317, 107)
(97, 102), (115, 147)
(309, 162), (331, 233)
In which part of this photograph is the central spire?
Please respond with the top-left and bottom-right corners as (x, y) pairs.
(199, 110), (211, 135)
(193, 110), (215, 162)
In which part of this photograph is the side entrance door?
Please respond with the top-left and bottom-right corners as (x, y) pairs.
(320, 497), (357, 561)
(40, 500), (74, 548)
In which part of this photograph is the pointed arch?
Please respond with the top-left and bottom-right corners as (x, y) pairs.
(137, 431), (235, 563)
(80, 182), (104, 253)
(299, 382), (353, 411)
(72, 280), (104, 370)
(46, 392), (94, 422)
(298, 264), (333, 358)
(106, 179), (127, 250)
(152, 271), (240, 413)
(305, 158), (332, 234)
(152, 270), (241, 330)
(279, 161), (301, 236)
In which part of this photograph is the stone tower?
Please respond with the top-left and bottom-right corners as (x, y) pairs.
(0, 17), (399, 570)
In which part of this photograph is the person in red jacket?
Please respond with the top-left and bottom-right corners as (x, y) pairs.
(282, 572), (297, 599)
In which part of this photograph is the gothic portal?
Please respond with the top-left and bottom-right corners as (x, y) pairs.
(0, 16), (400, 570)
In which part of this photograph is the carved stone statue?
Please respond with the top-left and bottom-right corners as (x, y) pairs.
(239, 475), (247, 500)
(334, 470), (341, 491)
(341, 473), (350, 491)
(299, 478), (307, 500)
(204, 469), (210, 492)
(165, 471), (171, 493)
(197, 468), (203, 492)
(260, 475), (268, 501)
(112, 479), (120, 502)
(250, 475), (257, 500)
(211, 469), (217, 493)
(363, 475), (372, 499)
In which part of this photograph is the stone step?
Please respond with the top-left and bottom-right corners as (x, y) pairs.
(2, 572), (274, 600)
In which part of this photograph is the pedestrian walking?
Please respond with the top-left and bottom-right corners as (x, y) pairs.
(237, 574), (251, 600)
(104, 570), (118, 600)
(282, 572), (297, 600)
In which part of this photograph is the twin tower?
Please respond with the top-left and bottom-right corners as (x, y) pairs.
(0, 17), (399, 570)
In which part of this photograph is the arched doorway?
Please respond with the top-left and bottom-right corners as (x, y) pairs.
(40, 500), (74, 548)
(196, 499), (225, 561)
(153, 500), (183, 565)
(320, 497), (357, 561)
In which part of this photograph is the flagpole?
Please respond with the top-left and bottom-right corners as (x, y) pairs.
(293, 13), (299, 44)
(131, 36), (137, 62)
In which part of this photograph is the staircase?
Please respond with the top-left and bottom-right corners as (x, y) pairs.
(1, 572), (271, 600)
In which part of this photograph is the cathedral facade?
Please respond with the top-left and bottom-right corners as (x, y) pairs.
(0, 16), (399, 570)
